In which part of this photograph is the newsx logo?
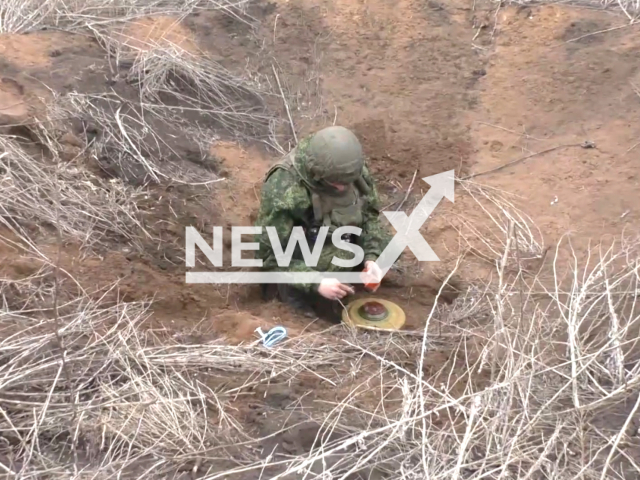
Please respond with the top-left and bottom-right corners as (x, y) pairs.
(184, 170), (454, 284)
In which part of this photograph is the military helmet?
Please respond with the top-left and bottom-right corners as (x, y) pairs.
(305, 126), (364, 184)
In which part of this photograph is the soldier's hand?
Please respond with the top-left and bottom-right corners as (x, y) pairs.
(360, 261), (382, 286)
(318, 278), (354, 300)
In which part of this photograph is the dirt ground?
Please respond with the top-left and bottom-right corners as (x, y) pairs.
(1, 0), (640, 475)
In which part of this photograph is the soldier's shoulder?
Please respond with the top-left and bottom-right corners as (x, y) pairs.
(263, 167), (301, 192)
(262, 169), (310, 207)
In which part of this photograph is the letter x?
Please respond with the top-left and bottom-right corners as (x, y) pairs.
(374, 176), (451, 274)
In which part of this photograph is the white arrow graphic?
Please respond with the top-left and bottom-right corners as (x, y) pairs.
(374, 169), (455, 277)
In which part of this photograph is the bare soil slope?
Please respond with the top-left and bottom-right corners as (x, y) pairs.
(468, 5), (640, 251)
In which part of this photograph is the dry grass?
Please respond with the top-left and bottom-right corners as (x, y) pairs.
(0, 0), (256, 34)
(3, 86), (639, 480)
(500, 0), (640, 16)
(2, 203), (640, 478)
(91, 29), (280, 149)
(2, 0), (286, 177)
(58, 91), (225, 186)
(452, 179), (546, 266)
(0, 295), (233, 478)
(0, 132), (149, 250)
(1, 0), (640, 479)
(0, 0), (281, 248)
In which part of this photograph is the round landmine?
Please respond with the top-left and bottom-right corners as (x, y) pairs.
(342, 297), (406, 331)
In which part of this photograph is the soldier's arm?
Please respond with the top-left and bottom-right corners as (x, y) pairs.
(254, 171), (319, 293)
(360, 164), (393, 264)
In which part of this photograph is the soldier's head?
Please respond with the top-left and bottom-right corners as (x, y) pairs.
(304, 126), (364, 190)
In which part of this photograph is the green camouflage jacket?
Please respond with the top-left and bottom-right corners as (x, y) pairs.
(254, 137), (391, 293)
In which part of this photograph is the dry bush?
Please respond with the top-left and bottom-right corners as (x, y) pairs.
(89, 24), (282, 150)
(3, 226), (640, 479)
(0, 248), (252, 478)
(126, 45), (276, 145)
(36, 10), (283, 184)
(451, 180), (545, 263)
(0, 299), (218, 478)
(0, 132), (148, 249)
(1, 143), (638, 478)
(0, 0), (56, 33)
(57, 92), (226, 186)
(2, 0), (286, 156)
(0, 0), (256, 34)
(243, 233), (640, 480)
(500, 0), (640, 17)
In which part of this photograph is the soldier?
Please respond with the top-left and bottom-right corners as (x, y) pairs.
(253, 126), (392, 320)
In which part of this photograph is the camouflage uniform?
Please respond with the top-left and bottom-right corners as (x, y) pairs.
(254, 126), (392, 317)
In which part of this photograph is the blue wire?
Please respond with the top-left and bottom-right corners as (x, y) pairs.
(260, 326), (287, 348)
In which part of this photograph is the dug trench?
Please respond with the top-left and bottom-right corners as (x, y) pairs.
(2, 0), (640, 476)
(0, 0), (479, 334)
(0, 1), (482, 472)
